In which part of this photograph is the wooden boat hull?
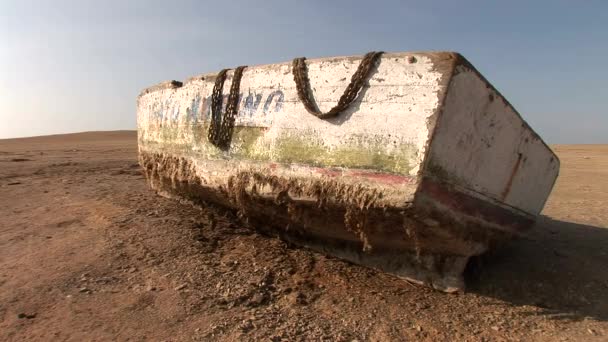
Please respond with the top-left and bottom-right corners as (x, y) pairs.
(137, 52), (559, 292)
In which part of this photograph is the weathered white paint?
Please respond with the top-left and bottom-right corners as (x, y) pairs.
(425, 65), (559, 215)
(137, 51), (558, 216)
(137, 52), (449, 178)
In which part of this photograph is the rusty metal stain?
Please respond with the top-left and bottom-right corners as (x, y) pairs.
(501, 153), (522, 201)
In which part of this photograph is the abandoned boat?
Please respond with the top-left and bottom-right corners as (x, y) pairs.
(137, 51), (559, 292)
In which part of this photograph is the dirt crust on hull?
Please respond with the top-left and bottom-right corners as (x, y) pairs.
(139, 150), (502, 292)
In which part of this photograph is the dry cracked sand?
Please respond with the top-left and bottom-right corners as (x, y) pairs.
(1, 131), (607, 341)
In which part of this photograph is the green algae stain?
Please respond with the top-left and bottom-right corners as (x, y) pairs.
(190, 123), (206, 150)
(144, 125), (418, 175)
(159, 125), (179, 143)
(273, 133), (327, 165)
(230, 127), (269, 160)
(272, 132), (417, 174)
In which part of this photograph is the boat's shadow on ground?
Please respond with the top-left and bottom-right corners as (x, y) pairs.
(468, 215), (608, 321)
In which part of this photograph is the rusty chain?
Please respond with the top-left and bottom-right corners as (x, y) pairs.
(292, 51), (383, 119)
(208, 68), (228, 146)
(208, 66), (247, 149)
(208, 52), (380, 147)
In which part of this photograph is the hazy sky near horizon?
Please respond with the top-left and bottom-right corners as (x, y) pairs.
(1, 0), (606, 143)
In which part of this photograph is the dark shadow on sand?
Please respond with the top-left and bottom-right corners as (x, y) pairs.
(468, 215), (608, 321)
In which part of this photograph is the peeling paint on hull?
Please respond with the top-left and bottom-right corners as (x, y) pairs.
(137, 51), (559, 292)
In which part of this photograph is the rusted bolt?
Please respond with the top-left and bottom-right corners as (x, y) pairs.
(408, 56), (417, 64)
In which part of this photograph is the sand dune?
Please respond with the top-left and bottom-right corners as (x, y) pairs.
(1, 131), (606, 341)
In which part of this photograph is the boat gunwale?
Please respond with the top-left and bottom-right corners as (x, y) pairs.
(137, 51), (457, 98)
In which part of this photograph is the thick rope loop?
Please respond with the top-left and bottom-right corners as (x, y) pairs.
(208, 66), (247, 149)
(292, 51), (383, 119)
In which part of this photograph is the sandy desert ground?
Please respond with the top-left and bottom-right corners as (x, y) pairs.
(0, 131), (607, 341)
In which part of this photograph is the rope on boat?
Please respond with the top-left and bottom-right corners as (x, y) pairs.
(292, 51), (383, 119)
(208, 65), (247, 149)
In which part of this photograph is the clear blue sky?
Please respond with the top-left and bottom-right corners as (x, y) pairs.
(1, 0), (606, 143)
